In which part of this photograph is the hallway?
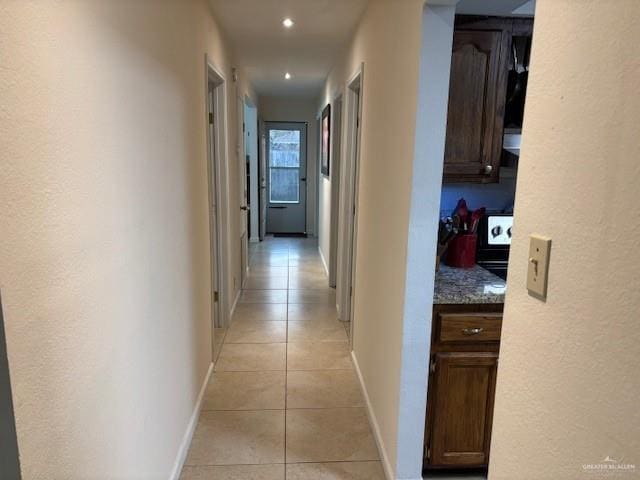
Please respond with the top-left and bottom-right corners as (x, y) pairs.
(180, 237), (385, 479)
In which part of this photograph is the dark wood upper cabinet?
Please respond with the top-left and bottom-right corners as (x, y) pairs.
(444, 27), (507, 183)
(442, 17), (532, 184)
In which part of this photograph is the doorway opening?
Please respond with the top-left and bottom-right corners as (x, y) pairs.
(0, 295), (21, 480)
(264, 122), (308, 235)
(237, 95), (252, 288)
(422, 4), (536, 478)
(337, 65), (363, 343)
(206, 58), (230, 334)
(258, 122), (267, 241)
(244, 99), (259, 243)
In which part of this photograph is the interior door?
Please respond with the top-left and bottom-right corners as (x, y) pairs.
(238, 97), (248, 286)
(259, 127), (267, 240)
(265, 122), (307, 234)
(207, 84), (220, 332)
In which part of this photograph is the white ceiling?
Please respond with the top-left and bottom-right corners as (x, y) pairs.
(209, 0), (369, 98)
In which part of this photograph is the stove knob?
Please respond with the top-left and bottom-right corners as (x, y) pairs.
(491, 225), (502, 238)
(507, 227), (512, 238)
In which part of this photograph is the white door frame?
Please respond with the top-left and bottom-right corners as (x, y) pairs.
(328, 93), (343, 288)
(205, 56), (231, 334)
(258, 120), (267, 241)
(244, 99), (259, 243)
(237, 94), (249, 287)
(337, 64), (364, 346)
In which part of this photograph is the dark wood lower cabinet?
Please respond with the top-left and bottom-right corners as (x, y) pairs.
(429, 352), (498, 466)
(424, 304), (503, 470)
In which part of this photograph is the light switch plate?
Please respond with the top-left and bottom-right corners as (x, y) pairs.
(527, 235), (552, 299)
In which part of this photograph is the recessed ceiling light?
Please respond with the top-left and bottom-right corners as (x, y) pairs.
(283, 18), (294, 28)
(285, 72), (292, 80)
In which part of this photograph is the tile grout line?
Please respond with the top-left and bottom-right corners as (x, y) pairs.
(200, 406), (365, 412)
(204, 240), (371, 476)
(284, 245), (289, 478)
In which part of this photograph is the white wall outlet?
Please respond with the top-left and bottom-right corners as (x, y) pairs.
(527, 235), (552, 299)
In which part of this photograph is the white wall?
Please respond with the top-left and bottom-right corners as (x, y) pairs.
(0, 0), (252, 477)
(490, 0), (640, 478)
(317, 96), (339, 277)
(394, 5), (455, 479)
(259, 95), (319, 236)
(318, 1), (436, 477)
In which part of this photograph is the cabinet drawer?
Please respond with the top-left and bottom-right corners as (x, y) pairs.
(438, 313), (502, 343)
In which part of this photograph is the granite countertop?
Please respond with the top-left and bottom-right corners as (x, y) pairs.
(434, 265), (506, 304)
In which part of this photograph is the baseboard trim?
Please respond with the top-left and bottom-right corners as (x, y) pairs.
(351, 351), (395, 480)
(229, 288), (241, 321)
(168, 362), (213, 480)
(318, 246), (329, 277)
(249, 236), (260, 243)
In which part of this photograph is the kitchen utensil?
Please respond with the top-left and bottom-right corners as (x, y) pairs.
(505, 38), (529, 127)
(470, 207), (486, 234)
(452, 214), (461, 234)
(458, 204), (469, 227)
(452, 198), (468, 219)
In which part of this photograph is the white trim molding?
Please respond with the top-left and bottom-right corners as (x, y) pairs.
(351, 351), (394, 480)
(205, 56), (232, 329)
(169, 362), (214, 480)
(318, 246), (329, 277)
(229, 288), (242, 320)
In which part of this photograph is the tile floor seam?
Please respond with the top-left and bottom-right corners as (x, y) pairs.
(183, 238), (381, 479)
(284, 248), (289, 480)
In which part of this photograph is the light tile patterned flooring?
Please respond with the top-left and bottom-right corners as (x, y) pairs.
(181, 237), (385, 480)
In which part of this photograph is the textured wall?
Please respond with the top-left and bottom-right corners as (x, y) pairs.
(317, 65), (344, 279)
(0, 0), (247, 477)
(490, 1), (640, 478)
(319, 0), (426, 477)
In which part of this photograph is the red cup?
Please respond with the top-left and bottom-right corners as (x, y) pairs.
(445, 234), (477, 268)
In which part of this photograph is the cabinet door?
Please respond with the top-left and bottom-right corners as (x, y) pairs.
(444, 30), (504, 183)
(429, 352), (498, 467)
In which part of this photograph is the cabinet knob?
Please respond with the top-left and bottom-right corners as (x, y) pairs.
(462, 327), (484, 335)
(483, 164), (493, 175)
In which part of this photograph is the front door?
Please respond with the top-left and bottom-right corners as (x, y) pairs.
(265, 122), (307, 234)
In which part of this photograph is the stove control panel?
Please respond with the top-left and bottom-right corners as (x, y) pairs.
(487, 215), (513, 245)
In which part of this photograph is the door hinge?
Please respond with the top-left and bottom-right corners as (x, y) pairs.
(209, 112), (214, 125)
(349, 286), (353, 297)
(430, 357), (437, 374)
(426, 447), (431, 460)
(214, 291), (219, 302)
(352, 203), (356, 216)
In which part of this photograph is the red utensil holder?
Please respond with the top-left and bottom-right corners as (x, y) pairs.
(445, 234), (477, 268)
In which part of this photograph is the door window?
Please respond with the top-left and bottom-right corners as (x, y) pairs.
(269, 129), (300, 203)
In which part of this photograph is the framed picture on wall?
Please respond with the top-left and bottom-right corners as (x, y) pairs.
(321, 103), (331, 176)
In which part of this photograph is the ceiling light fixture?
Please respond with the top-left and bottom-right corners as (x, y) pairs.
(282, 18), (294, 28)
(285, 72), (292, 80)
